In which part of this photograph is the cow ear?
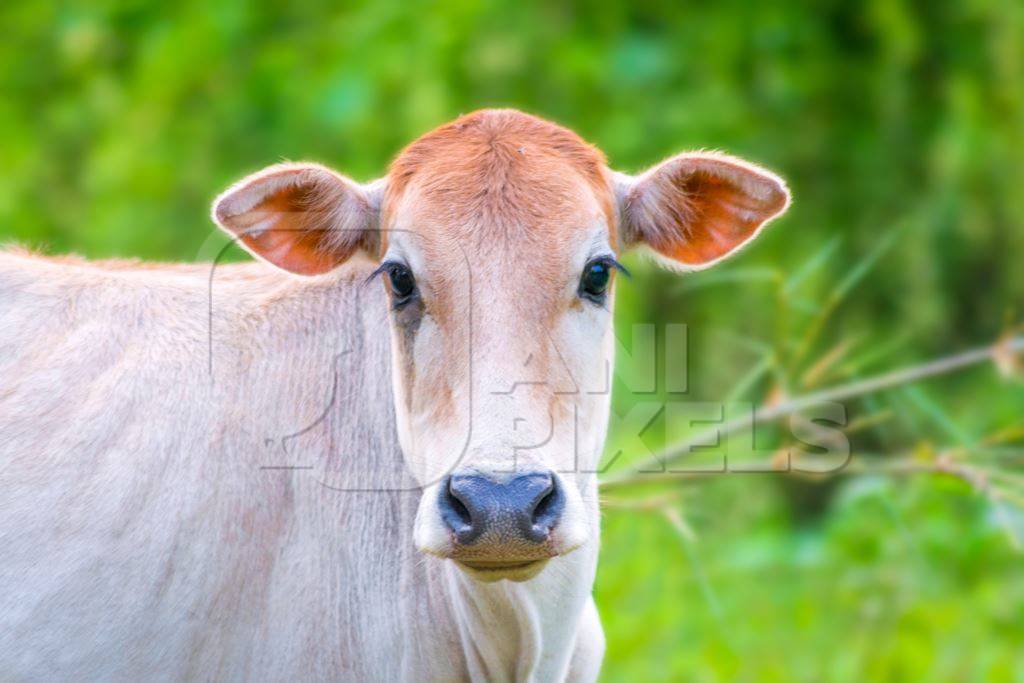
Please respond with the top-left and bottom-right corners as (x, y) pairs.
(616, 153), (790, 270)
(212, 163), (383, 276)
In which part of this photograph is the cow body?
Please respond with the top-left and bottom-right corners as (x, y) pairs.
(0, 250), (600, 681)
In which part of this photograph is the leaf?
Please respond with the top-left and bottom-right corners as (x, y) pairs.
(782, 236), (842, 295)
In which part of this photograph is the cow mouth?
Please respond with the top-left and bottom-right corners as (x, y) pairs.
(454, 558), (550, 582)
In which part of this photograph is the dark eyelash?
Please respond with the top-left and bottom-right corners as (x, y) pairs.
(593, 256), (630, 278)
(364, 260), (405, 286)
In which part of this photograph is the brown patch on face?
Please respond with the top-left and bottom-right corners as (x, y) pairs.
(391, 301), (423, 413)
(383, 109), (616, 250)
(383, 109), (617, 335)
(547, 389), (575, 428)
(380, 110), (618, 440)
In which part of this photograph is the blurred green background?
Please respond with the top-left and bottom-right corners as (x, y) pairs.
(2, 1), (1023, 680)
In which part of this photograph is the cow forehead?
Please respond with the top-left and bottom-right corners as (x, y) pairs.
(382, 109), (616, 256)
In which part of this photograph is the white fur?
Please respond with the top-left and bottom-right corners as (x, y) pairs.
(0, 249), (603, 681)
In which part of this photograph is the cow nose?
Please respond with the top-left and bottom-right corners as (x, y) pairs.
(439, 471), (564, 546)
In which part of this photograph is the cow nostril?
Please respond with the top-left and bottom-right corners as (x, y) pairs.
(525, 474), (564, 543)
(531, 479), (555, 521)
(447, 482), (473, 527)
(439, 475), (479, 544)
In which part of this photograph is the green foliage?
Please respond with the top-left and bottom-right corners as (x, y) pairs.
(2, 1), (1022, 679)
(600, 476), (1024, 682)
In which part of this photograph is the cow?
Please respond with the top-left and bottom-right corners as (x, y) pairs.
(0, 109), (789, 681)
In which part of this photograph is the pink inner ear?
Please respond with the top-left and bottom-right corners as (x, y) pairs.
(236, 184), (356, 275)
(215, 167), (369, 276)
(632, 157), (789, 267)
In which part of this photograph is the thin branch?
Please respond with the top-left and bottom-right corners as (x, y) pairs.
(601, 336), (1024, 488)
(602, 448), (1024, 507)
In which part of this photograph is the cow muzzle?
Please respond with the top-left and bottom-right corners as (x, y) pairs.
(434, 469), (565, 581)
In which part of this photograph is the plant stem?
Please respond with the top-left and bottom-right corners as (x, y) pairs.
(601, 336), (1024, 488)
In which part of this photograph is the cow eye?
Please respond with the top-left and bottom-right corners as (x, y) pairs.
(579, 259), (612, 301)
(578, 257), (628, 304)
(386, 263), (417, 302)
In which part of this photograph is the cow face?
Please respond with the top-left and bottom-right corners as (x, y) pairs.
(213, 109), (789, 582)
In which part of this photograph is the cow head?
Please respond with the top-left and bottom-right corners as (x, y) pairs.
(213, 110), (789, 582)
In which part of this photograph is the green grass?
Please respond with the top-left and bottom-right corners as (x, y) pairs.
(598, 475), (1024, 682)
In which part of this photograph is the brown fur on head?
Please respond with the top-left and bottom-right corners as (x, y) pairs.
(386, 109), (615, 242)
(379, 110), (617, 346)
